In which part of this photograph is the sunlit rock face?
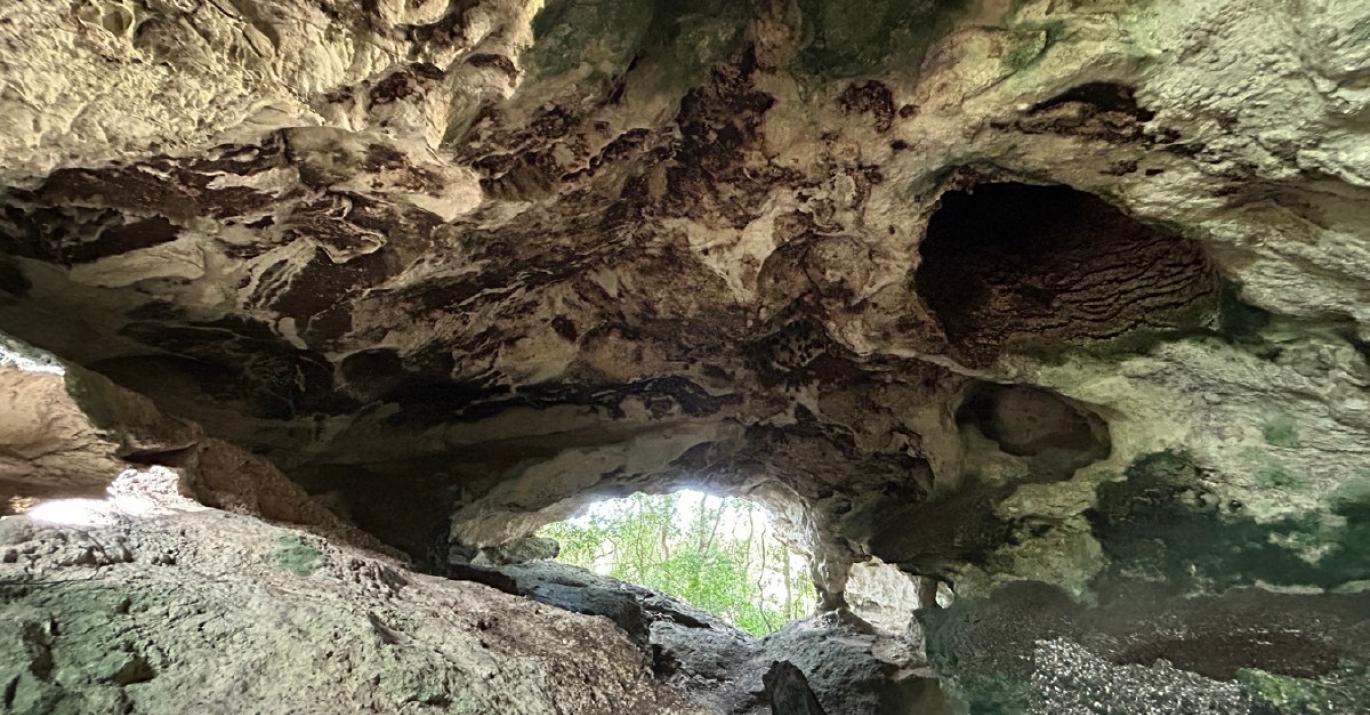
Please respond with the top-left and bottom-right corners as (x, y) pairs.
(2, 0), (1370, 711)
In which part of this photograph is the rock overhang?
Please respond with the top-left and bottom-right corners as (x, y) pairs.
(3, 0), (1370, 711)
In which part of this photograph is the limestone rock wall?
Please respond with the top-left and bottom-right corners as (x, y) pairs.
(2, 0), (1370, 712)
(0, 469), (704, 715)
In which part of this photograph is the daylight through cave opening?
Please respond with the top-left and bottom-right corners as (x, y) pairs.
(537, 490), (817, 636)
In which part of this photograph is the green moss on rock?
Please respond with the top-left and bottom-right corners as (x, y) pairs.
(1001, 30), (1048, 73)
(1240, 669), (1322, 711)
(1263, 413), (1300, 448)
(1238, 664), (1370, 714)
(1088, 451), (1370, 590)
(951, 672), (1036, 714)
(528, 0), (749, 91)
(1329, 472), (1370, 521)
(273, 536), (324, 576)
(1000, 20), (1067, 74)
(1255, 458), (1301, 488)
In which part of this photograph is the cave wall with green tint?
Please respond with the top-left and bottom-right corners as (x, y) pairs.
(918, 579), (1370, 714)
(792, 0), (966, 78)
(1238, 665), (1370, 714)
(528, 0), (750, 90)
(907, 437), (1370, 714)
(1089, 451), (1370, 591)
(1, 583), (159, 715)
(529, 0), (655, 77)
(1218, 284), (1275, 345)
(273, 536), (325, 576)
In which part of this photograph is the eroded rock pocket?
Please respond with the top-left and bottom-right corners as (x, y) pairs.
(916, 182), (1219, 365)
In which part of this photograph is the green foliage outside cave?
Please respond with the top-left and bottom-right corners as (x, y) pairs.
(538, 492), (816, 636)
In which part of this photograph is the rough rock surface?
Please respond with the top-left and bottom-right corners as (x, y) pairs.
(447, 558), (945, 714)
(1, 334), (400, 556)
(2, 0), (1370, 712)
(0, 470), (705, 715)
(762, 661), (825, 715)
(0, 334), (197, 498)
(845, 558), (929, 637)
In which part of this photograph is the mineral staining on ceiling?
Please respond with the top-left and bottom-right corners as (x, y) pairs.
(2, 0), (1370, 712)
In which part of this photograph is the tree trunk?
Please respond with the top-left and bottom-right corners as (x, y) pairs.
(782, 547), (794, 620)
(701, 499), (723, 554)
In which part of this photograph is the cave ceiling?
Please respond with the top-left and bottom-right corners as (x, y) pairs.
(2, 0), (1369, 608)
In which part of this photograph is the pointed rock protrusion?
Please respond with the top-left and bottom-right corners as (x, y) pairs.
(764, 660), (827, 715)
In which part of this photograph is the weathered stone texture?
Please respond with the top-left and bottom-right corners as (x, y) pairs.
(2, 0), (1370, 711)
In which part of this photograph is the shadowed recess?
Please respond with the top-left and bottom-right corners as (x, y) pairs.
(917, 182), (1219, 365)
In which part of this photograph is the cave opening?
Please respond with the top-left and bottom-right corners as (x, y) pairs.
(535, 490), (817, 636)
(916, 181), (1219, 365)
(2, 0), (1366, 711)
